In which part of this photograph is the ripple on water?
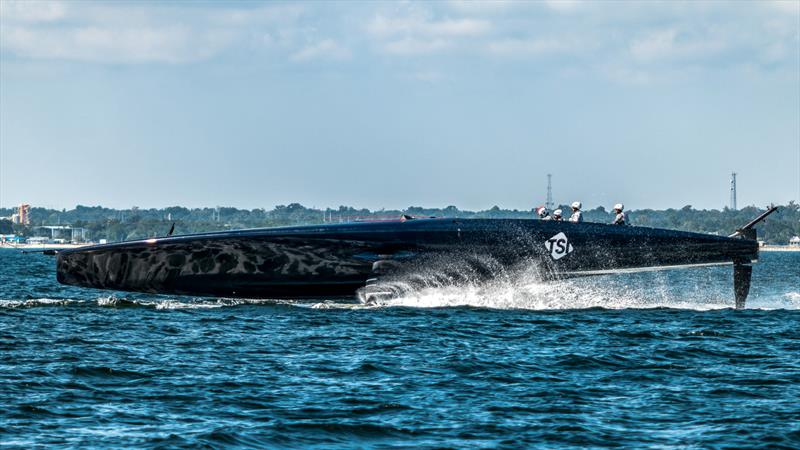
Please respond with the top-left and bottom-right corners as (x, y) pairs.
(1, 250), (799, 448)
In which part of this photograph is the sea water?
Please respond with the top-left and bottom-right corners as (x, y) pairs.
(1, 249), (798, 448)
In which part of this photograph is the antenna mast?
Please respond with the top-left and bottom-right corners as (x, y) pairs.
(730, 172), (737, 210)
(546, 174), (554, 210)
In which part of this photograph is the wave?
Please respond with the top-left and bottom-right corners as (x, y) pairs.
(0, 298), (81, 308)
(0, 296), (298, 310)
(98, 296), (303, 310)
(2, 283), (798, 312)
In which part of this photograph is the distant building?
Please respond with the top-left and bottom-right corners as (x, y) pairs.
(0, 234), (22, 244)
(12, 204), (30, 225)
(790, 236), (800, 247)
(32, 225), (88, 243)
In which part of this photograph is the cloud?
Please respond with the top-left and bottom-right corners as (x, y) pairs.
(446, 0), (518, 14)
(486, 38), (579, 57)
(0, 0), (66, 23)
(542, 0), (584, 13)
(629, 29), (726, 63)
(0, 2), (306, 64)
(290, 39), (351, 62)
(367, 14), (490, 38)
(0, 0), (797, 84)
(630, 29), (679, 62)
(1, 24), (236, 64)
(213, 4), (306, 26)
(767, 0), (800, 15)
(366, 5), (490, 55)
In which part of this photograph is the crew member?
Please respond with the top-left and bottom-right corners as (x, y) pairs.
(536, 206), (551, 220)
(552, 209), (563, 221)
(569, 201), (583, 223)
(612, 203), (627, 225)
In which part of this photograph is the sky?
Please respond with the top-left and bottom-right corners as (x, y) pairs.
(1, 0), (798, 212)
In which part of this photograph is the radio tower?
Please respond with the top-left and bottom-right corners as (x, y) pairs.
(730, 172), (737, 210)
(546, 174), (554, 210)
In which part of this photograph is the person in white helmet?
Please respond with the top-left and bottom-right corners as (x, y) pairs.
(569, 201), (583, 223)
(536, 206), (551, 220)
(612, 203), (627, 225)
(552, 209), (563, 221)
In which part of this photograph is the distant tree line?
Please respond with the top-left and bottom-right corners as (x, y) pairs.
(1, 202), (798, 244)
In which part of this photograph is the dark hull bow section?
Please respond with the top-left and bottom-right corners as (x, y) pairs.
(57, 218), (761, 307)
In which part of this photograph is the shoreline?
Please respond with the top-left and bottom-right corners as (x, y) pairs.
(0, 243), (92, 250)
(760, 245), (800, 252)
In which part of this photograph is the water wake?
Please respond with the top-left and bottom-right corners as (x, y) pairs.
(350, 266), (800, 311)
(98, 296), (300, 310)
(0, 296), (296, 310)
(2, 278), (797, 312)
(355, 277), (732, 311)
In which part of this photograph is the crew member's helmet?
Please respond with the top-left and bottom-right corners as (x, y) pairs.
(614, 203), (624, 212)
(536, 206), (548, 217)
(553, 209), (563, 217)
(571, 201), (582, 210)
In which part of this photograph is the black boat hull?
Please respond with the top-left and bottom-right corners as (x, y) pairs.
(56, 218), (758, 300)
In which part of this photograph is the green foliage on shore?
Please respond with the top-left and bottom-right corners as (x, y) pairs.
(0, 219), (13, 235)
(1, 202), (798, 244)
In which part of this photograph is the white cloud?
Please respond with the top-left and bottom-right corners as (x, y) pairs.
(431, 18), (491, 36)
(1, 25), (235, 64)
(0, 2), (307, 64)
(446, 0), (519, 15)
(486, 38), (579, 57)
(213, 4), (306, 26)
(630, 29), (680, 61)
(767, 0), (800, 15)
(0, 0), (66, 23)
(366, 6), (490, 56)
(629, 29), (726, 63)
(543, 0), (584, 13)
(290, 39), (351, 62)
(367, 14), (490, 38)
(0, 0), (797, 83)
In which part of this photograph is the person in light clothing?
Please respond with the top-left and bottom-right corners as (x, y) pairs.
(552, 209), (563, 221)
(569, 202), (583, 223)
(612, 203), (627, 225)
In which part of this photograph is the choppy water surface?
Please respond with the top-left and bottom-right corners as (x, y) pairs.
(1, 249), (799, 448)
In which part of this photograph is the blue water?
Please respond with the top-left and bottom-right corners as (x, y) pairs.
(1, 249), (799, 448)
